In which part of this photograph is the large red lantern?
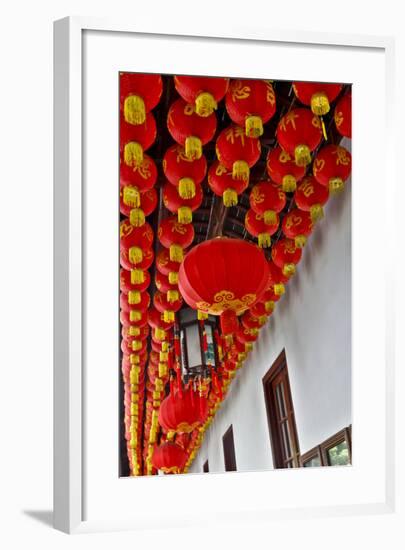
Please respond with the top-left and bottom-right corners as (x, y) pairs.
(120, 112), (157, 167)
(167, 98), (217, 160)
(216, 124), (261, 181)
(282, 208), (313, 248)
(266, 146), (306, 193)
(334, 93), (352, 138)
(158, 217), (195, 263)
(271, 238), (302, 277)
(153, 290), (183, 322)
(120, 73), (163, 125)
(313, 144), (352, 193)
(294, 175), (329, 222)
(249, 182), (286, 225)
(158, 387), (208, 433)
(292, 82), (343, 116)
(163, 144), (207, 200)
(207, 160), (248, 207)
(245, 208), (279, 248)
(162, 181), (203, 224)
(151, 442), (188, 474)
(178, 237), (269, 335)
(120, 220), (154, 264)
(120, 187), (158, 227)
(276, 108), (323, 167)
(156, 249), (181, 285)
(225, 79), (276, 137)
(120, 155), (158, 209)
(174, 76), (229, 117)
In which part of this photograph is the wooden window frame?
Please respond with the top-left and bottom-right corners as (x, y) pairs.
(300, 426), (352, 467)
(262, 349), (300, 469)
(203, 459), (209, 473)
(222, 424), (237, 472)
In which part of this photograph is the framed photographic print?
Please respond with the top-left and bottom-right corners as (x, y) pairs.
(54, 16), (399, 537)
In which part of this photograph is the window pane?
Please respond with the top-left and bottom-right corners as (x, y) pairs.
(186, 323), (202, 369)
(303, 455), (322, 467)
(275, 383), (286, 419)
(204, 324), (216, 366)
(180, 329), (187, 374)
(281, 421), (291, 460)
(327, 440), (350, 466)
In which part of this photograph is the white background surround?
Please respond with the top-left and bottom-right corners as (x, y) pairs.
(0, 1), (404, 548)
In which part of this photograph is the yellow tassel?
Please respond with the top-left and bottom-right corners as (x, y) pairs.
(238, 352), (247, 362)
(245, 115), (263, 138)
(295, 235), (307, 248)
(258, 233), (271, 248)
(158, 362), (168, 378)
(264, 210), (277, 225)
(282, 175), (297, 193)
(129, 246), (143, 264)
(167, 430), (175, 441)
(129, 310), (142, 322)
(245, 343), (253, 352)
(259, 315), (267, 325)
(195, 92), (217, 117)
(223, 188), (238, 207)
(130, 354), (140, 365)
(294, 144), (311, 167)
(167, 289), (180, 303)
(163, 310), (175, 323)
(168, 271), (178, 285)
(311, 92), (330, 116)
(154, 328), (167, 341)
(123, 186), (141, 208)
(197, 310), (208, 321)
(178, 177), (196, 199)
(265, 300), (275, 313)
(169, 244), (183, 263)
(321, 117), (328, 140)
(178, 206), (192, 224)
(185, 136), (202, 160)
(132, 340), (142, 351)
(124, 94), (146, 125)
(124, 141), (144, 167)
(162, 341), (169, 352)
(128, 326), (140, 336)
(128, 290), (141, 305)
(283, 263), (296, 277)
(159, 351), (168, 362)
(130, 269), (145, 284)
(329, 177), (345, 194)
(274, 283), (285, 296)
(232, 160), (249, 181)
(310, 204), (324, 222)
(130, 208), (145, 227)
(225, 334), (234, 346)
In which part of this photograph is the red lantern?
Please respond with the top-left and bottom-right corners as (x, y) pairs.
(120, 268), (151, 295)
(250, 301), (271, 319)
(174, 75), (229, 117)
(235, 326), (259, 344)
(120, 309), (148, 328)
(249, 182), (286, 225)
(245, 208), (279, 248)
(334, 93), (352, 138)
(156, 249), (181, 285)
(158, 387), (208, 433)
(178, 237), (269, 335)
(151, 442), (188, 474)
(120, 247), (154, 275)
(121, 338), (148, 356)
(292, 81), (343, 116)
(155, 271), (181, 303)
(313, 144), (352, 193)
(271, 238), (302, 277)
(216, 124), (261, 181)
(122, 324), (149, 343)
(120, 290), (150, 315)
(120, 112), (157, 167)
(282, 208), (313, 248)
(158, 217), (195, 263)
(120, 220), (154, 265)
(147, 306), (175, 340)
(162, 181), (203, 224)
(267, 261), (290, 296)
(120, 154), (158, 212)
(153, 290), (183, 323)
(167, 98), (217, 160)
(266, 146), (306, 192)
(241, 310), (267, 329)
(163, 144), (207, 200)
(276, 108), (323, 167)
(258, 287), (281, 313)
(120, 187), (158, 227)
(225, 79), (276, 137)
(207, 160), (248, 207)
(120, 73), (163, 125)
(294, 175), (329, 222)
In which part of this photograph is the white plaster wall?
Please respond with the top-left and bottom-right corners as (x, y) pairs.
(190, 175), (351, 474)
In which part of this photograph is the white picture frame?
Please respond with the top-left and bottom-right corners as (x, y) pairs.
(54, 16), (400, 536)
